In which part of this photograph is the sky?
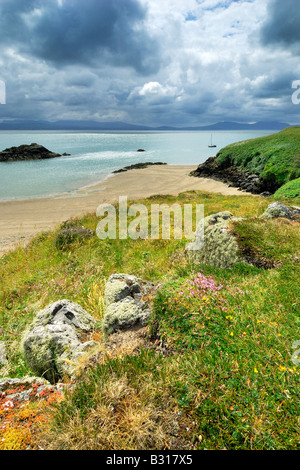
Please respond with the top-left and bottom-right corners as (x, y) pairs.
(0, 0), (300, 127)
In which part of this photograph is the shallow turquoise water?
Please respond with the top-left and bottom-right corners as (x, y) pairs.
(0, 130), (274, 201)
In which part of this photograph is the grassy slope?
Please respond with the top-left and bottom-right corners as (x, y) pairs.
(0, 190), (300, 450)
(274, 177), (300, 199)
(215, 127), (300, 190)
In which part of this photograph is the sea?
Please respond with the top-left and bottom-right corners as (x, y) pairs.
(0, 130), (275, 201)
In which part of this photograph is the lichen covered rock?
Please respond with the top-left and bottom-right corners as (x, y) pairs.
(186, 211), (245, 268)
(260, 202), (300, 221)
(21, 299), (97, 383)
(102, 274), (157, 338)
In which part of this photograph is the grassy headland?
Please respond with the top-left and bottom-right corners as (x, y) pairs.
(215, 127), (300, 195)
(0, 188), (299, 450)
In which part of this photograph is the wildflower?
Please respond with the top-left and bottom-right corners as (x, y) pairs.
(254, 367), (259, 373)
(278, 366), (286, 372)
(225, 315), (233, 320)
(230, 332), (234, 336)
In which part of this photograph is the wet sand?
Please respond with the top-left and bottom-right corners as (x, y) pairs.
(0, 164), (248, 255)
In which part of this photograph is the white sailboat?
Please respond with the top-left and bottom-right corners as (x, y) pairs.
(208, 134), (217, 148)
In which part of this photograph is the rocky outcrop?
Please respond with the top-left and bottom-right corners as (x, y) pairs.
(185, 211), (245, 268)
(0, 376), (66, 406)
(260, 202), (300, 221)
(186, 203), (300, 270)
(21, 300), (98, 384)
(0, 143), (70, 162)
(102, 273), (158, 338)
(113, 162), (167, 173)
(190, 156), (271, 195)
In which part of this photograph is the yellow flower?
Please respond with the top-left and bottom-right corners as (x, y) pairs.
(226, 315), (233, 320)
(254, 367), (259, 373)
(278, 366), (286, 371)
(230, 332), (234, 336)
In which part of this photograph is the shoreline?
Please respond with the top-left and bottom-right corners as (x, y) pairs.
(0, 164), (252, 256)
(0, 170), (115, 204)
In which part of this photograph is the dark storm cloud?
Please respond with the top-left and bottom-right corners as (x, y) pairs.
(0, 0), (161, 74)
(248, 73), (296, 99)
(1, 0), (299, 127)
(260, 0), (300, 53)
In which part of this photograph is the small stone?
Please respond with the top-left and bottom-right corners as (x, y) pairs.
(0, 341), (6, 365)
(261, 202), (292, 219)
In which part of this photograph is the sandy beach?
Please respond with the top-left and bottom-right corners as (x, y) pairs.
(0, 164), (248, 255)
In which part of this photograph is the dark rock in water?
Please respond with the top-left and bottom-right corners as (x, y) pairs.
(0, 143), (67, 162)
(190, 156), (269, 195)
(137, 149), (145, 152)
(113, 162), (167, 173)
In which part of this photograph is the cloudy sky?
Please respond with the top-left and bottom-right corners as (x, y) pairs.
(0, 0), (300, 127)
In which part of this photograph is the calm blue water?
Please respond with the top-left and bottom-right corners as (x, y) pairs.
(0, 130), (275, 201)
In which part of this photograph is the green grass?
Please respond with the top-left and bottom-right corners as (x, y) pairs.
(216, 127), (300, 190)
(0, 190), (300, 450)
(274, 178), (300, 199)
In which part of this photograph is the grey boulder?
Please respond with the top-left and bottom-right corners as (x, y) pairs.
(186, 211), (245, 268)
(21, 299), (97, 383)
(260, 202), (300, 221)
(102, 274), (157, 338)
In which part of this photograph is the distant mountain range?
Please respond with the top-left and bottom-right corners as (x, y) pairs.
(0, 119), (297, 131)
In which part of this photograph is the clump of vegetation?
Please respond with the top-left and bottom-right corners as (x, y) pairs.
(216, 127), (300, 191)
(0, 384), (63, 450)
(55, 220), (94, 250)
